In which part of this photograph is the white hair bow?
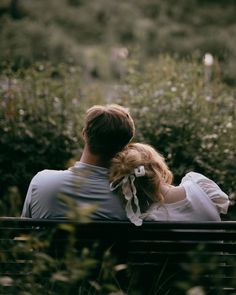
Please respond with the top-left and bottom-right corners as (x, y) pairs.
(110, 165), (145, 226)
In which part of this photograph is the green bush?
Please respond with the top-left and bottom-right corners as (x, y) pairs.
(0, 63), (89, 208)
(0, 16), (82, 70)
(117, 55), (236, 217)
(1, 0), (236, 83)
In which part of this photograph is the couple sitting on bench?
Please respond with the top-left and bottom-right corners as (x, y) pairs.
(21, 104), (229, 223)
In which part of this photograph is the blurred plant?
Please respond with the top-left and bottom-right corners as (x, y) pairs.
(0, 62), (90, 204)
(1, 0), (236, 83)
(0, 186), (21, 216)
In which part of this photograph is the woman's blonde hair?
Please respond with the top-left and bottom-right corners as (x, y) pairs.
(109, 143), (173, 212)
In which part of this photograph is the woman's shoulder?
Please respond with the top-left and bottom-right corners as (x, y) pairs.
(180, 171), (225, 193)
(181, 171), (210, 184)
(180, 171), (230, 214)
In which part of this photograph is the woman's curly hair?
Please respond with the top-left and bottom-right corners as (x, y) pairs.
(109, 143), (173, 212)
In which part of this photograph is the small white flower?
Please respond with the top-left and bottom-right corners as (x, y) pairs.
(0, 276), (14, 286)
(118, 48), (129, 59)
(53, 96), (60, 103)
(203, 53), (214, 66)
(38, 64), (44, 71)
(187, 286), (205, 295)
(114, 264), (128, 271)
(205, 95), (212, 101)
(226, 122), (233, 128)
(112, 47), (129, 59)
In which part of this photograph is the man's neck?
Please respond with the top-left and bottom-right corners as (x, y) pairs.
(80, 146), (109, 168)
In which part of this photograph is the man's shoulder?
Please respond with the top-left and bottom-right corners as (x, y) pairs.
(31, 169), (71, 185)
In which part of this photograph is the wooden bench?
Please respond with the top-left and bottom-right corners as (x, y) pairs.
(1, 217), (236, 294)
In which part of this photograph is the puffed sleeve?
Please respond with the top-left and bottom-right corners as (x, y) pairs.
(181, 172), (230, 214)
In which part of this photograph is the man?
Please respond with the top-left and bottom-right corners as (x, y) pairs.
(21, 104), (135, 219)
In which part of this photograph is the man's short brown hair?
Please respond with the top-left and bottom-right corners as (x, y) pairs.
(84, 104), (135, 159)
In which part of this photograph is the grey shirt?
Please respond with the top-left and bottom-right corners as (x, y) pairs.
(21, 162), (127, 220)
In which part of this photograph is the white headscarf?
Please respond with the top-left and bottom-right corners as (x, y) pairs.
(110, 166), (146, 226)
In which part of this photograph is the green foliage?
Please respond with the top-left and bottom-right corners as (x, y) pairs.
(0, 187), (21, 216)
(0, 0), (236, 83)
(0, 16), (82, 70)
(117, 55), (236, 216)
(0, 63), (88, 204)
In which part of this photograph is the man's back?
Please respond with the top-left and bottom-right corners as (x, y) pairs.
(22, 162), (127, 220)
(21, 104), (135, 220)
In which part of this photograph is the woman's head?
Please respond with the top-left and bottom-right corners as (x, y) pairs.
(109, 143), (173, 211)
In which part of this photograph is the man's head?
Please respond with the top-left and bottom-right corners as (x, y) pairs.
(83, 104), (135, 160)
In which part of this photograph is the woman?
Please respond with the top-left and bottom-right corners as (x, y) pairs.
(109, 143), (229, 226)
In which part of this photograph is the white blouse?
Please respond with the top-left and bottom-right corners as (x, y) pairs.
(142, 172), (230, 222)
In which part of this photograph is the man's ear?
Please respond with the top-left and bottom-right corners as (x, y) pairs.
(82, 128), (86, 142)
(82, 128), (85, 137)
